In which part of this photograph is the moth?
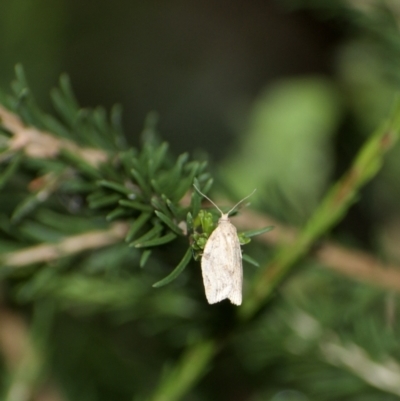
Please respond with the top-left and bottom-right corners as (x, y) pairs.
(194, 185), (256, 305)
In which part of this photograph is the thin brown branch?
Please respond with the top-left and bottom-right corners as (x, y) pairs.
(2, 222), (128, 268)
(2, 207), (399, 294)
(0, 105), (107, 166)
(234, 210), (400, 292)
(0, 103), (398, 293)
(314, 243), (400, 291)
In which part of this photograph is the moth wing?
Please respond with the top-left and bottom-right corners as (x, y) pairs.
(226, 224), (242, 306)
(201, 222), (243, 305)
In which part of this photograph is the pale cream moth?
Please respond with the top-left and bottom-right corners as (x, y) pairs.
(194, 185), (255, 305)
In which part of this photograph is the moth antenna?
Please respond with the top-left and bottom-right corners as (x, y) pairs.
(227, 188), (257, 216)
(193, 185), (256, 217)
(193, 184), (224, 215)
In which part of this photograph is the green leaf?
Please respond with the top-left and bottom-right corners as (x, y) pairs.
(34, 209), (97, 234)
(42, 114), (70, 138)
(170, 152), (189, 180)
(191, 233), (208, 251)
(60, 149), (101, 179)
(242, 254), (260, 267)
(119, 199), (153, 212)
(98, 180), (131, 195)
(50, 74), (80, 128)
(150, 177), (165, 195)
(51, 89), (76, 128)
(191, 177), (213, 218)
(152, 248), (192, 288)
(125, 212), (152, 242)
(0, 152), (22, 190)
(242, 226), (274, 238)
(238, 234), (251, 245)
(11, 193), (42, 223)
(14, 64), (29, 89)
(139, 250), (152, 268)
(148, 142), (169, 177)
(186, 212), (194, 231)
(135, 232), (177, 248)
(151, 196), (172, 217)
(197, 210), (215, 235)
(154, 211), (184, 235)
(129, 224), (163, 247)
(130, 168), (151, 197)
(165, 196), (182, 218)
(119, 148), (137, 174)
(92, 107), (110, 142)
(198, 177), (214, 194)
(88, 193), (121, 209)
(173, 162), (200, 201)
(190, 190), (202, 221)
(87, 190), (106, 203)
(59, 74), (80, 113)
(106, 207), (130, 221)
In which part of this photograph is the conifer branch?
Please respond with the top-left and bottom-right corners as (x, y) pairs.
(0, 105), (107, 166)
(2, 67), (400, 401)
(1, 222), (128, 268)
(3, 202), (400, 297)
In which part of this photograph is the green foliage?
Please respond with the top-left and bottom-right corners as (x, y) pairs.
(0, 66), (215, 288)
(0, 65), (271, 300)
(152, 248), (193, 288)
(220, 78), (341, 221)
(1, 2), (400, 399)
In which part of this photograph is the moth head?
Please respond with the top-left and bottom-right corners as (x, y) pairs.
(193, 184), (256, 220)
(218, 213), (230, 223)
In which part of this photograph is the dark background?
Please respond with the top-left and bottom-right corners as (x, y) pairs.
(0, 0), (340, 156)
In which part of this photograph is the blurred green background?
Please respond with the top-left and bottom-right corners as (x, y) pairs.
(1, 0), (399, 224)
(2, 1), (400, 401)
(0, 0), (341, 154)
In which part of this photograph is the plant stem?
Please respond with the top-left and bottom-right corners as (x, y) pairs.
(148, 339), (217, 401)
(1, 222), (128, 269)
(240, 102), (400, 320)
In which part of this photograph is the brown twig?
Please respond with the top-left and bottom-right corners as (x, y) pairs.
(1, 222), (128, 268)
(0, 105), (107, 166)
(1, 105), (399, 290)
(2, 208), (400, 294)
(234, 210), (400, 292)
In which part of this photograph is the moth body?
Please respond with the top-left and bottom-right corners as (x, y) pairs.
(201, 213), (243, 305)
(193, 184), (255, 306)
